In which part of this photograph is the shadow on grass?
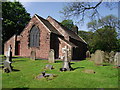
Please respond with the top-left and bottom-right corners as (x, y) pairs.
(55, 61), (63, 63)
(35, 59), (46, 60)
(12, 69), (20, 72)
(12, 60), (27, 62)
(12, 87), (29, 90)
(73, 67), (85, 70)
(70, 63), (75, 65)
(0, 66), (4, 68)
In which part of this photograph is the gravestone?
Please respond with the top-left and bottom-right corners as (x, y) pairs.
(90, 54), (95, 61)
(104, 52), (110, 63)
(86, 51), (91, 58)
(67, 48), (72, 62)
(60, 46), (72, 71)
(94, 50), (104, 65)
(6, 45), (12, 62)
(30, 51), (36, 60)
(44, 64), (54, 70)
(35, 71), (58, 80)
(48, 49), (55, 63)
(114, 52), (120, 66)
(3, 45), (13, 73)
(109, 51), (115, 63)
(3, 61), (12, 73)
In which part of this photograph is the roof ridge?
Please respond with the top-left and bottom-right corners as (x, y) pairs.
(47, 16), (87, 44)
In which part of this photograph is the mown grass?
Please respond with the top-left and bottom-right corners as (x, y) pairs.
(1, 57), (118, 88)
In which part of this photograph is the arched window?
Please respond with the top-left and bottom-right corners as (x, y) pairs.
(29, 26), (40, 47)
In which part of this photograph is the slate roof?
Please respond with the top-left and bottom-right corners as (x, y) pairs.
(47, 16), (87, 44)
(35, 14), (62, 36)
(35, 14), (87, 45)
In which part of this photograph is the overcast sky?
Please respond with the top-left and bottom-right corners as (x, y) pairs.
(17, 1), (118, 31)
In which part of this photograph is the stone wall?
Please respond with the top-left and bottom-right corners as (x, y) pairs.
(19, 15), (50, 59)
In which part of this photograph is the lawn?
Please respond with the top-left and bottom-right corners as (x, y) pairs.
(1, 56), (118, 88)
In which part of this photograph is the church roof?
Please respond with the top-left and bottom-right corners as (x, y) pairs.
(35, 14), (87, 44)
(47, 16), (87, 44)
(35, 14), (62, 36)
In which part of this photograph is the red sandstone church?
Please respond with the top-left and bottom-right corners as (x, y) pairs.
(4, 14), (87, 60)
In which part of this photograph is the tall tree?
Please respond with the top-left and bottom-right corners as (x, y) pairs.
(92, 26), (118, 52)
(2, 1), (30, 44)
(78, 31), (94, 53)
(60, 2), (117, 23)
(87, 15), (120, 38)
(87, 15), (119, 31)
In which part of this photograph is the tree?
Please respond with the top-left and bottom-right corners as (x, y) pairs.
(92, 26), (118, 52)
(78, 31), (94, 53)
(87, 15), (119, 31)
(61, 19), (74, 30)
(2, 2), (30, 44)
(61, 19), (78, 34)
(60, 2), (117, 23)
(78, 26), (119, 53)
(87, 15), (120, 39)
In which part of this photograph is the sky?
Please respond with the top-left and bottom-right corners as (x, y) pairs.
(19, 2), (118, 31)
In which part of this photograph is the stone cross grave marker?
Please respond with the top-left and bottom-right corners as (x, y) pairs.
(6, 45), (12, 62)
(94, 50), (104, 65)
(60, 46), (71, 71)
(48, 49), (55, 63)
(30, 51), (36, 60)
(114, 52), (120, 66)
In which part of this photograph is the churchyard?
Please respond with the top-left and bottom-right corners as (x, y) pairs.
(1, 54), (118, 88)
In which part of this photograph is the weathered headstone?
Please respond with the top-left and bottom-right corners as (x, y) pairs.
(3, 45), (13, 73)
(109, 51), (115, 63)
(3, 61), (12, 73)
(48, 49), (55, 63)
(35, 71), (58, 80)
(68, 48), (72, 62)
(94, 50), (104, 65)
(30, 51), (36, 60)
(60, 46), (72, 71)
(44, 64), (54, 70)
(114, 52), (120, 66)
(86, 51), (91, 58)
(6, 45), (12, 62)
(90, 54), (95, 61)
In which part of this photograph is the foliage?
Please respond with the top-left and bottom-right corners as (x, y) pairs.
(87, 15), (119, 32)
(78, 26), (119, 53)
(78, 31), (94, 52)
(61, 19), (78, 34)
(93, 26), (118, 52)
(60, 2), (117, 23)
(2, 2), (30, 43)
(61, 19), (74, 30)
(2, 57), (118, 88)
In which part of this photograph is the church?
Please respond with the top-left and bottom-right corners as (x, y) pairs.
(4, 14), (87, 60)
